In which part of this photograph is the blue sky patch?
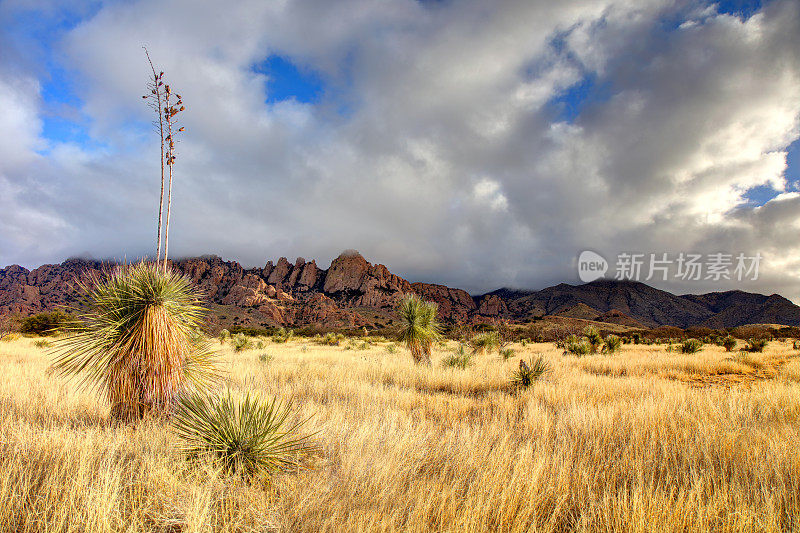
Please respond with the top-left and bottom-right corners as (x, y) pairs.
(253, 55), (325, 104)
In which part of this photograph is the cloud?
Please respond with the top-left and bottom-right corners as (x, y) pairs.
(0, 0), (799, 302)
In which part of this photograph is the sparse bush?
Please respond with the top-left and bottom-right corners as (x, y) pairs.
(499, 347), (515, 361)
(722, 336), (737, 352)
(564, 336), (591, 356)
(583, 327), (603, 353)
(258, 352), (273, 364)
(218, 329), (230, 343)
(794, 340), (800, 350)
(470, 331), (499, 354)
(511, 356), (550, 388)
(172, 391), (318, 480)
(602, 335), (621, 354)
(520, 338), (529, 347)
(19, 311), (73, 336)
(272, 327), (293, 344)
(385, 343), (398, 354)
(231, 333), (253, 353)
(743, 338), (768, 353)
(317, 332), (344, 346)
(34, 339), (51, 349)
(441, 344), (473, 369)
(680, 339), (703, 354)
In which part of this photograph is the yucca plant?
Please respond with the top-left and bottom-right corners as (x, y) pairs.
(511, 356), (550, 388)
(743, 338), (768, 353)
(602, 335), (622, 354)
(397, 294), (441, 365)
(470, 331), (499, 355)
(583, 326), (603, 353)
(51, 263), (219, 422)
(680, 338), (703, 354)
(722, 335), (737, 352)
(441, 344), (473, 369)
(172, 391), (318, 480)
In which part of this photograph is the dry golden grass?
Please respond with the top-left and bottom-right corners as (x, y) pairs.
(1, 336), (800, 532)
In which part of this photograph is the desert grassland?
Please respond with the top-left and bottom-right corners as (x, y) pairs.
(1, 337), (799, 533)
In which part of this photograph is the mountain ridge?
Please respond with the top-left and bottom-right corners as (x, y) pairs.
(1, 251), (797, 329)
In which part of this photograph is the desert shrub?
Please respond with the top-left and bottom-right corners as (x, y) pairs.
(794, 340), (800, 350)
(680, 339), (703, 354)
(19, 311), (73, 336)
(602, 335), (622, 354)
(172, 391), (318, 480)
(1, 333), (20, 342)
(300, 344), (308, 353)
(722, 335), (737, 352)
(271, 327), (293, 344)
(258, 352), (273, 364)
(397, 294), (441, 365)
(441, 344), (473, 369)
(385, 343), (398, 354)
(583, 327), (603, 353)
(231, 333), (253, 353)
(499, 347), (515, 361)
(229, 326), (273, 337)
(743, 338), (768, 353)
(33, 339), (51, 349)
(470, 331), (499, 354)
(563, 335), (591, 356)
(316, 332), (344, 346)
(520, 338), (529, 347)
(218, 329), (230, 343)
(50, 263), (219, 422)
(631, 332), (642, 345)
(511, 356), (550, 388)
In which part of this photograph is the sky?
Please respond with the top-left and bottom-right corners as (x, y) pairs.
(0, 0), (799, 301)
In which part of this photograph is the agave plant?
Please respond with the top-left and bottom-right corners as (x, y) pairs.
(397, 293), (441, 365)
(51, 262), (219, 422)
(172, 391), (318, 479)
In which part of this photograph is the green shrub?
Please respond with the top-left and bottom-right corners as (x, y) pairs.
(218, 329), (230, 343)
(583, 327), (603, 353)
(470, 331), (499, 354)
(722, 336), (737, 352)
(34, 339), (51, 348)
(499, 347), (515, 361)
(172, 391), (318, 479)
(258, 352), (273, 364)
(231, 333), (253, 352)
(511, 356), (550, 388)
(743, 338), (768, 353)
(680, 339), (703, 354)
(19, 311), (73, 336)
(441, 344), (473, 369)
(602, 335), (622, 354)
(563, 335), (591, 356)
(385, 343), (398, 354)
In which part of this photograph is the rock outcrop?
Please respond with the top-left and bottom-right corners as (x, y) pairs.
(1, 252), (798, 329)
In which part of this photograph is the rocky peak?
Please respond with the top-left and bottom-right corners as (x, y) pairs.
(323, 251), (370, 293)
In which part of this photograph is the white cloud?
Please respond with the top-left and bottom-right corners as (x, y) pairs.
(1, 0), (799, 302)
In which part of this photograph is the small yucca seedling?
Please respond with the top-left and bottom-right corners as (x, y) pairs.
(722, 335), (737, 352)
(680, 338), (703, 354)
(602, 335), (621, 354)
(499, 347), (515, 361)
(173, 391), (318, 480)
(441, 344), (473, 369)
(470, 331), (499, 355)
(583, 326), (603, 353)
(511, 356), (550, 388)
(742, 338), (768, 353)
(231, 333), (253, 353)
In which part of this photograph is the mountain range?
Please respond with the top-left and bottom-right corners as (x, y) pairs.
(1, 250), (798, 330)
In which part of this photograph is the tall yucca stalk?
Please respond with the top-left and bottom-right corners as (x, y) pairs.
(51, 262), (219, 422)
(397, 293), (441, 365)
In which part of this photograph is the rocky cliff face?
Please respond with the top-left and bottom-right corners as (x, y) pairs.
(1, 252), (798, 329)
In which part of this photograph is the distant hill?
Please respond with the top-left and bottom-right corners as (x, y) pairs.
(1, 252), (797, 330)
